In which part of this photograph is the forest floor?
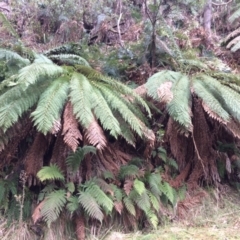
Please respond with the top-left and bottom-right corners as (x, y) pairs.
(105, 185), (240, 240)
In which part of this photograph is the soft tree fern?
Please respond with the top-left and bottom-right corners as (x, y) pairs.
(0, 48), (153, 150)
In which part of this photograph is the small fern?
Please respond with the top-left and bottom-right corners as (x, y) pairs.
(41, 189), (67, 227)
(37, 164), (64, 182)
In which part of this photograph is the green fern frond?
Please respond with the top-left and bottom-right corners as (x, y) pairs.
(41, 190), (66, 227)
(78, 191), (104, 222)
(145, 210), (158, 229)
(193, 78), (230, 122)
(178, 59), (208, 70)
(123, 196), (136, 216)
(76, 65), (151, 117)
(0, 80), (49, 131)
(48, 54), (90, 66)
(130, 189), (151, 213)
(90, 85), (121, 138)
(84, 181), (113, 213)
(167, 158), (178, 169)
(148, 173), (162, 197)
(69, 72), (94, 128)
(31, 77), (69, 135)
(103, 171), (115, 180)
(133, 179), (146, 196)
(0, 12), (19, 39)
(119, 165), (140, 180)
(0, 49), (30, 66)
(66, 146), (96, 172)
(95, 83), (144, 137)
(110, 184), (123, 202)
(167, 75), (192, 132)
(177, 185), (186, 201)
(37, 164), (64, 182)
(66, 196), (79, 214)
(148, 191), (160, 211)
(159, 182), (175, 205)
(201, 74), (240, 122)
(18, 62), (63, 88)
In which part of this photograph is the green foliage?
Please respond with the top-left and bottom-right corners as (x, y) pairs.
(66, 146), (96, 172)
(37, 164), (65, 182)
(41, 190), (67, 227)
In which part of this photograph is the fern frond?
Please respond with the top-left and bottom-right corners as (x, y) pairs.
(66, 146), (96, 172)
(119, 165), (140, 180)
(69, 72), (94, 128)
(0, 80), (49, 131)
(178, 59), (208, 70)
(41, 190), (66, 227)
(90, 85), (121, 138)
(84, 119), (107, 149)
(146, 70), (182, 99)
(148, 173), (162, 197)
(95, 83), (144, 137)
(66, 196), (79, 214)
(18, 62), (63, 88)
(159, 182), (175, 205)
(31, 77), (69, 135)
(78, 191), (104, 222)
(133, 179), (146, 196)
(76, 65), (151, 117)
(201, 75), (240, 122)
(37, 164), (64, 182)
(123, 196), (136, 216)
(130, 189), (151, 213)
(167, 75), (192, 132)
(84, 180), (113, 213)
(0, 49), (30, 66)
(0, 12), (19, 39)
(193, 78), (230, 122)
(48, 54), (90, 66)
(110, 184), (123, 202)
(148, 191), (160, 211)
(145, 210), (158, 229)
(225, 27), (240, 44)
(230, 40), (240, 52)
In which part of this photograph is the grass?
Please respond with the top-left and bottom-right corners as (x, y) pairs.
(105, 185), (240, 240)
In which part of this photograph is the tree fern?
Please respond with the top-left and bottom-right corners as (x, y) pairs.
(37, 164), (64, 182)
(66, 146), (96, 172)
(31, 77), (69, 135)
(41, 189), (67, 227)
(129, 189), (151, 213)
(145, 210), (158, 229)
(148, 191), (160, 211)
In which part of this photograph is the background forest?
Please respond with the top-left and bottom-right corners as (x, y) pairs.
(1, 0), (240, 239)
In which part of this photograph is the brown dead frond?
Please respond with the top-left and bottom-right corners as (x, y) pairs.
(157, 81), (173, 104)
(134, 84), (147, 96)
(32, 201), (45, 224)
(84, 118), (107, 150)
(114, 201), (124, 215)
(62, 102), (82, 152)
(124, 179), (133, 196)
